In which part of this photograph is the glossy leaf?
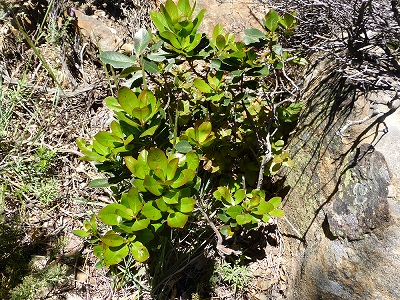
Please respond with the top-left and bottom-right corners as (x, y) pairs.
(236, 213), (252, 225)
(117, 87), (139, 116)
(131, 218), (151, 231)
(143, 175), (164, 196)
(177, 0), (191, 16)
(105, 96), (123, 112)
(140, 124), (159, 138)
(197, 122), (212, 143)
(170, 169), (195, 188)
(121, 188), (143, 215)
(162, 190), (180, 204)
(148, 148), (168, 171)
(268, 196), (282, 208)
(103, 244), (129, 265)
(167, 212), (188, 228)
(226, 205), (243, 219)
(166, 158), (179, 180)
(99, 203), (133, 225)
(131, 241), (150, 262)
(101, 233), (125, 247)
(94, 131), (122, 148)
(141, 202), (162, 220)
(243, 28), (264, 45)
(185, 151), (200, 170)
(253, 201), (274, 215)
(176, 197), (196, 213)
(194, 78), (212, 93)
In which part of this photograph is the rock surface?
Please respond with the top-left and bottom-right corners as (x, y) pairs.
(281, 62), (400, 300)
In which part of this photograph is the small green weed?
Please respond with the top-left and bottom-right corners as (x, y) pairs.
(212, 261), (253, 294)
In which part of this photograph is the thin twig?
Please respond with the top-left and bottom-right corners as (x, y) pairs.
(196, 195), (242, 257)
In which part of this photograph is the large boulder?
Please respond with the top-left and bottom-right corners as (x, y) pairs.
(281, 62), (400, 299)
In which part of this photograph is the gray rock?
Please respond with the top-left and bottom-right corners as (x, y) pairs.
(280, 65), (400, 300)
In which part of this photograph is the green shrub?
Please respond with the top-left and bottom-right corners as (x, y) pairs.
(74, 0), (303, 289)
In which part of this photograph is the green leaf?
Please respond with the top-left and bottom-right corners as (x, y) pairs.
(212, 24), (225, 44)
(166, 158), (179, 180)
(253, 201), (274, 215)
(99, 51), (136, 69)
(150, 11), (169, 32)
(94, 131), (122, 148)
(135, 228), (155, 244)
(176, 197), (196, 213)
(264, 10), (280, 32)
(197, 122), (212, 143)
(103, 244), (129, 265)
(194, 78), (212, 93)
(185, 33), (202, 52)
(226, 205), (243, 219)
(105, 96), (123, 112)
(171, 169), (195, 188)
(268, 196), (282, 208)
(156, 197), (169, 211)
(143, 59), (160, 74)
(141, 202), (162, 220)
(262, 214), (271, 223)
(121, 188), (143, 215)
(236, 213), (252, 225)
(214, 186), (233, 205)
(118, 87), (139, 116)
(269, 209), (285, 217)
(162, 190), (180, 205)
(88, 178), (111, 188)
(160, 31), (182, 49)
(272, 44), (282, 56)
(167, 212), (189, 228)
(131, 218), (150, 231)
(99, 204), (133, 225)
(177, 0), (191, 16)
(133, 28), (150, 57)
(147, 148), (168, 171)
(140, 124), (159, 138)
(131, 241), (150, 262)
(165, 0), (178, 23)
(220, 225), (234, 237)
(110, 121), (124, 139)
(72, 229), (91, 238)
(218, 213), (230, 223)
(175, 140), (192, 153)
(249, 194), (261, 208)
(125, 155), (149, 179)
(243, 28), (265, 45)
(234, 189), (246, 204)
(192, 9), (205, 33)
(92, 140), (110, 156)
(93, 245), (105, 258)
(283, 13), (295, 28)
(101, 233), (125, 247)
(143, 175), (164, 196)
(184, 151), (200, 170)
